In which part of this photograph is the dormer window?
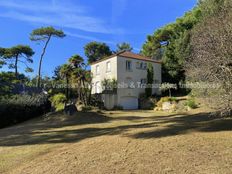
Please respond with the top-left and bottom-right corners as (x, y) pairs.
(96, 65), (100, 75)
(126, 60), (132, 71)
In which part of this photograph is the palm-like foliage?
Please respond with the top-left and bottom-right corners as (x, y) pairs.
(68, 54), (84, 68)
(59, 64), (72, 99)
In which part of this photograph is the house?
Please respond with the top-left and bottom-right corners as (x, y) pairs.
(90, 51), (161, 110)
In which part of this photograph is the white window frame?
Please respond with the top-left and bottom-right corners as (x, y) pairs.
(106, 61), (111, 72)
(96, 65), (100, 75)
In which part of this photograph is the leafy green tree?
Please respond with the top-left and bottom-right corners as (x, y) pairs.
(2, 45), (34, 78)
(0, 72), (29, 95)
(116, 42), (133, 52)
(145, 63), (154, 97)
(52, 66), (62, 80)
(30, 26), (65, 87)
(84, 42), (112, 64)
(141, 7), (201, 86)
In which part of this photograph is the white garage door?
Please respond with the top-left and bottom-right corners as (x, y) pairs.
(120, 97), (138, 110)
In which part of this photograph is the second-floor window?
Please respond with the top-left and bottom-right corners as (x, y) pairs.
(136, 62), (147, 70)
(96, 65), (100, 75)
(126, 60), (132, 71)
(106, 61), (111, 72)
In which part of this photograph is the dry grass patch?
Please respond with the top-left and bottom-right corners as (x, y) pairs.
(0, 109), (232, 174)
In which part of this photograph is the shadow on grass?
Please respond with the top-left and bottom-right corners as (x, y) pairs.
(131, 113), (232, 139)
(0, 111), (231, 146)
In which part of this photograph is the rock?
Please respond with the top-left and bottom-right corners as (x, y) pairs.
(154, 107), (159, 111)
(162, 101), (172, 111)
(187, 106), (192, 111)
(171, 103), (177, 111)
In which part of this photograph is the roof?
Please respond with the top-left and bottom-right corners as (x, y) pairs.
(90, 51), (162, 65)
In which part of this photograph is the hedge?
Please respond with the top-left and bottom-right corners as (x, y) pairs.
(0, 94), (51, 128)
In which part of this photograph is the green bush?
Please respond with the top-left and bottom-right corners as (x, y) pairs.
(0, 94), (50, 128)
(49, 93), (67, 111)
(185, 98), (198, 109)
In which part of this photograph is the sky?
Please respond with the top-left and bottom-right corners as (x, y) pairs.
(0, 0), (197, 77)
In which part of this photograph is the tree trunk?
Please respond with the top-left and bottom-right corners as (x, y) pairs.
(37, 35), (51, 88)
(15, 54), (18, 79)
(66, 77), (69, 100)
(88, 85), (92, 105)
(81, 79), (87, 105)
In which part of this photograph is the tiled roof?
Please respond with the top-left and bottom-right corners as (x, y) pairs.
(90, 51), (162, 65)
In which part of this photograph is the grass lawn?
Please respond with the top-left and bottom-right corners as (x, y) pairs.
(0, 109), (232, 174)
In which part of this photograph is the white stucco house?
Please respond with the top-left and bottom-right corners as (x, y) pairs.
(90, 51), (161, 110)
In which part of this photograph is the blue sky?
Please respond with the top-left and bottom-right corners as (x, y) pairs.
(0, 0), (197, 77)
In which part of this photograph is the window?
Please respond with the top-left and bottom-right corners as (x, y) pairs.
(141, 78), (147, 84)
(95, 81), (101, 93)
(140, 62), (143, 69)
(143, 63), (147, 69)
(96, 65), (100, 75)
(126, 60), (132, 71)
(136, 62), (140, 69)
(136, 62), (147, 70)
(106, 61), (111, 72)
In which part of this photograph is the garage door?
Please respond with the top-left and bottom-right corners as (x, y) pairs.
(120, 96), (138, 110)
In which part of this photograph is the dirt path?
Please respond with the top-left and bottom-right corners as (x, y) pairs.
(1, 110), (232, 174)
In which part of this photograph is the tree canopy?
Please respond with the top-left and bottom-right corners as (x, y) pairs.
(30, 26), (65, 87)
(141, 7), (202, 85)
(30, 26), (66, 41)
(84, 42), (112, 64)
(116, 42), (133, 52)
(1, 45), (34, 78)
(0, 48), (6, 68)
(68, 54), (84, 68)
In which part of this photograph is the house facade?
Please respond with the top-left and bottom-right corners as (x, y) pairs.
(91, 51), (161, 110)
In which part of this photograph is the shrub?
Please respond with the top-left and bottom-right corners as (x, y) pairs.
(185, 98), (198, 109)
(0, 94), (50, 128)
(170, 97), (177, 102)
(139, 97), (156, 110)
(82, 106), (92, 112)
(49, 93), (67, 111)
